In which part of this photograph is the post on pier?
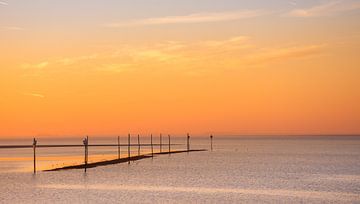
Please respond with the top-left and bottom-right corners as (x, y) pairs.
(118, 136), (121, 159)
(83, 136), (88, 172)
(168, 135), (171, 153)
(128, 134), (131, 164)
(160, 133), (162, 153)
(33, 138), (37, 174)
(187, 133), (190, 152)
(137, 134), (140, 156)
(151, 134), (154, 157)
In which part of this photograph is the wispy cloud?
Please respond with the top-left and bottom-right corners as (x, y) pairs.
(57, 54), (98, 66)
(244, 44), (325, 65)
(105, 10), (266, 27)
(0, 1), (8, 6)
(23, 93), (45, 98)
(287, 0), (360, 17)
(21, 61), (49, 69)
(98, 63), (135, 73)
(19, 36), (325, 76)
(2, 26), (24, 31)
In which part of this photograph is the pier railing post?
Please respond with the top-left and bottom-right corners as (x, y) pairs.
(151, 134), (154, 157)
(160, 133), (162, 153)
(210, 135), (213, 151)
(187, 133), (190, 152)
(138, 134), (140, 156)
(83, 136), (88, 172)
(118, 136), (120, 159)
(86, 136), (89, 170)
(33, 138), (37, 174)
(128, 134), (130, 164)
(168, 134), (171, 153)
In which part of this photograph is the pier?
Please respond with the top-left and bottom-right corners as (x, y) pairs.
(0, 134), (213, 173)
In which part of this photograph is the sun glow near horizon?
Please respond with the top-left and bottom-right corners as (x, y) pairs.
(0, 0), (359, 137)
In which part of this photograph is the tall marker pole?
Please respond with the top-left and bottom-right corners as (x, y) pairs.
(210, 135), (213, 151)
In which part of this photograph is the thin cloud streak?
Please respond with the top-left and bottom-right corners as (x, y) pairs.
(23, 93), (45, 98)
(2, 26), (24, 31)
(105, 10), (267, 27)
(0, 1), (8, 6)
(21, 61), (49, 69)
(20, 36), (325, 76)
(287, 0), (360, 17)
(244, 44), (326, 64)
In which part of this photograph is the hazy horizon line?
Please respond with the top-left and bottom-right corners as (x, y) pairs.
(0, 134), (359, 140)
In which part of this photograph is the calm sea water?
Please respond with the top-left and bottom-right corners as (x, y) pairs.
(0, 136), (359, 203)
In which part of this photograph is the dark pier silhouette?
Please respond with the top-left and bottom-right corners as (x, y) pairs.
(0, 134), (214, 173)
(45, 149), (206, 172)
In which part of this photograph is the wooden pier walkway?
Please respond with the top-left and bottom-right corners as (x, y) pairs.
(45, 149), (206, 172)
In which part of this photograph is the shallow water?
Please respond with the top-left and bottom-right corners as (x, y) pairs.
(0, 136), (359, 203)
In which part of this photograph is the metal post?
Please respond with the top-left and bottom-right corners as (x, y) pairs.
(210, 135), (213, 151)
(151, 134), (154, 157)
(138, 134), (140, 156)
(33, 138), (37, 174)
(86, 136), (89, 168)
(83, 136), (88, 172)
(128, 134), (130, 164)
(168, 134), (171, 153)
(160, 133), (162, 153)
(187, 133), (190, 152)
(118, 136), (120, 159)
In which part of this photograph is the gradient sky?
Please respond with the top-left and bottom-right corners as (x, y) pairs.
(0, 0), (359, 137)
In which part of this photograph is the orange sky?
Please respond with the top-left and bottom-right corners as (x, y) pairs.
(0, 0), (360, 137)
